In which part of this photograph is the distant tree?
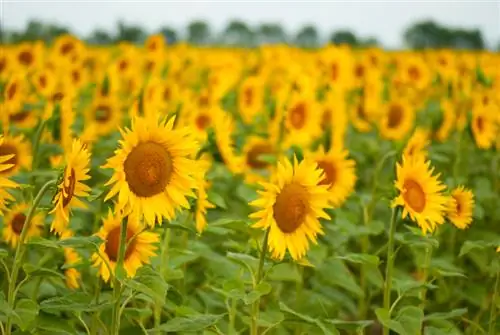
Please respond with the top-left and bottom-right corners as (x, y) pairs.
(497, 40), (500, 51)
(330, 30), (358, 45)
(404, 20), (484, 49)
(257, 23), (287, 44)
(87, 29), (114, 45)
(295, 25), (319, 48)
(115, 21), (146, 43)
(187, 20), (211, 45)
(222, 20), (255, 46)
(159, 26), (178, 44)
(361, 37), (379, 47)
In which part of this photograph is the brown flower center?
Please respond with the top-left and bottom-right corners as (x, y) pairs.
(9, 110), (30, 122)
(118, 60), (128, 72)
(330, 63), (339, 81)
(6, 83), (18, 100)
(317, 160), (337, 187)
(18, 51), (34, 66)
(124, 141), (173, 197)
(199, 95), (209, 108)
(195, 114), (211, 130)
(273, 183), (309, 233)
(403, 179), (426, 213)
(246, 143), (273, 169)
(11, 213), (26, 235)
(476, 116), (484, 132)
(243, 87), (254, 106)
(355, 64), (365, 79)
(289, 102), (306, 129)
(52, 91), (64, 103)
(0, 143), (18, 173)
(39, 75), (47, 89)
(321, 109), (332, 130)
(163, 87), (171, 101)
(0, 57), (6, 73)
(387, 104), (403, 128)
(62, 168), (76, 208)
(105, 225), (136, 262)
(71, 69), (81, 84)
(94, 104), (112, 122)
(60, 42), (75, 56)
(453, 195), (463, 216)
(408, 66), (420, 81)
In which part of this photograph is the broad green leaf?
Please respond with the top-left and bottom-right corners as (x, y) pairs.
(34, 313), (77, 334)
(375, 308), (406, 335)
(319, 259), (363, 297)
(268, 263), (301, 282)
(26, 237), (60, 249)
(279, 302), (338, 335)
(151, 313), (225, 332)
(324, 319), (374, 331)
(244, 282), (272, 305)
(259, 309), (285, 328)
(459, 240), (496, 257)
(125, 266), (169, 304)
(57, 235), (103, 249)
(169, 248), (200, 269)
(123, 307), (153, 319)
(13, 299), (39, 331)
(40, 292), (112, 312)
(392, 278), (438, 296)
(336, 253), (380, 266)
(0, 248), (8, 258)
(226, 252), (259, 276)
(222, 279), (246, 300)
(424, 308), (467, 321)
(23, 264), (65, 280)
(207, 189), (227, 209)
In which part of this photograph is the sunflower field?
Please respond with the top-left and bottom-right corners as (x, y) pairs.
(0, 35), (499, 335)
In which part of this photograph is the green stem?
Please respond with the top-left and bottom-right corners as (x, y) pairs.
(90, 277), (102, 335)
(110, 218), (128, 335)
(228, 298), (237, 335)
(383, 207), (398, 335)
(420, 244), (433, 310)
(489, 269), (500, 335)
(251, 228), (270, 335)
(5, 179), (56, 335)
(31, 120), (46, 170)
(155, 223), (171, 333)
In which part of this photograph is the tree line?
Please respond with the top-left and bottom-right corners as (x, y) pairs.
(0, 19), (493, 50)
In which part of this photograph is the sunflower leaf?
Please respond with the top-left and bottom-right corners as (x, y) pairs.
(423, 308), (467, 321)
(149, 313), (226, 332)
(12, 298), (38, 331)
(0, 248), (8, 259)
(124, 266), (169, 304)
(23, 264), (65, 280)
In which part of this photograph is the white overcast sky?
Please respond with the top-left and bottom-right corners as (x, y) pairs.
(2, 1), (500, 48)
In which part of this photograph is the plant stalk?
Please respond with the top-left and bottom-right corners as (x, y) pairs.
(382, 207), (398, 335)
(251, 228), (270, 335)
(110, 218), (128, 335)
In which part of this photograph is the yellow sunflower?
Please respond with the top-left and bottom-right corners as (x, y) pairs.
(403, 127), (430, 159)
(104, 112), (199, 227)
(308, 145), (357, 208)
(238, 76), (265, 124)
(43, 97), (75, 153)
(350, 99), (372, 133)
(50, 139), (91, 235)
(32, 68), (57, 97)
(2, 202), (44, 248)
(61, 231), (82, 290)
(392, 154), (448, 234)
(194, 156), (215, 234)
(435, 99), (455, 142)
(4, 75), (28, 110)
(214, 110), (244, 174)
(85, 96), (122, 136)
(322, 89), (348, 149)
(241, 136), (277, 185)
(446, 186), (474, 230)
(471, 105), (498, 150)
(249, 156), (331, 261)
(379, 99), (415, 141)
(91, 210), (159, 282)
(0, 134), (32, 177)
(283, 92), (321, 148)
(188, 106), (215, 143)
(0, 137), (19, 214)
(145, 34), (166, 54)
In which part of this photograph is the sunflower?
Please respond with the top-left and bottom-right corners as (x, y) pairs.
(214, 110), (244, 174)
(3, 96), (41, 131)
(435, 99), (455, 142)
(238, 76), (265, 124)
(471, 105), (498, 150)
(145, 34), (166, 54)
(104, 112), (199, 227)
(308, 145), (357, 208)
(85, 96), (121, 136)
(0, 50), (13, 80)
(403, 127), (430, 159)
(446, 186), (474, 230)
(398, 55), (431, 91)
(188, 107), (215, 143)
(52, 34), (85, 65)
(15, 42), (40, 72)
(241, 136), (277, 184)
(91, 210), (159, 282)
(2, 202), (44, 248)
(194, 156), (215, 234)
(350, 99), (372, 133)
(3, 75), (28, 110)
(249, 156), (331, 261)
(50, 139), (91, 235)
(379, 99), (415, 141)
(283, 92), (321, 148)
(43, 97), (75, 153)
(392, 154), (448, 234)
(61, 231), (82, 290)
(0, 137), (19, 214)
(322, 89), (348, 149)
(0, 134), (32, 177)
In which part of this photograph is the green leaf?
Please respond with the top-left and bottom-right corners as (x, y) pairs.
(13, 299), (38, 331)
(222, 279), (246, 300)
(396, 306), (424, 335)
(23, 264), (65, 280)
(244, 282), (272, 305)
(268, 263), (302, 282)
(57, 236), (103, 249)
(319, 259), (363, 297)
(26, 237), (60, 250)
(375, 308), (406, 335)
(336, 253), (380, 266)
(324, 319), (373, 331)
(150, 313), (225, 332)
(169, 249), (200, 269)
(280, 302), (339, 335)
(0, 248), (8, 258)
(459, 240), (496, 257)
(207, 189), (227, 209)
(226, 252), (259, 277)
(123, 307), (153, 319)
(125, 266), (169, 304)
(40, 292), (112, 312)
(424, 308), (467, 321)
(34, 313), (77, 334)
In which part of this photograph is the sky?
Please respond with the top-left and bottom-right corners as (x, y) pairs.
(2, 1), (500, 48)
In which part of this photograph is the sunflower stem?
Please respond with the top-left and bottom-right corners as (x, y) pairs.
(110, 218), (128, 335)
(382, 207), (398, 335)
(251, 228), (270, 335)
(5, 179), (57, 335)
(155, 223), (171, 334)
(90, 277), (102, 335)
(419, 243), (433, 310)
(489, 268), (500, 335)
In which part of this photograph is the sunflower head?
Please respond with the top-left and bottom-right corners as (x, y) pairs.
(104, 112), (199, 227)
(446, 186), (474, 230)
(380, 99), (414, 141)
(249, 156), (332, 261)
(392, 154), (448, 234)
(91, 210), (159, 282)
(2, 202), (44, 248)
(403, 127), (430, 159)
(0, 134), (32, 177)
